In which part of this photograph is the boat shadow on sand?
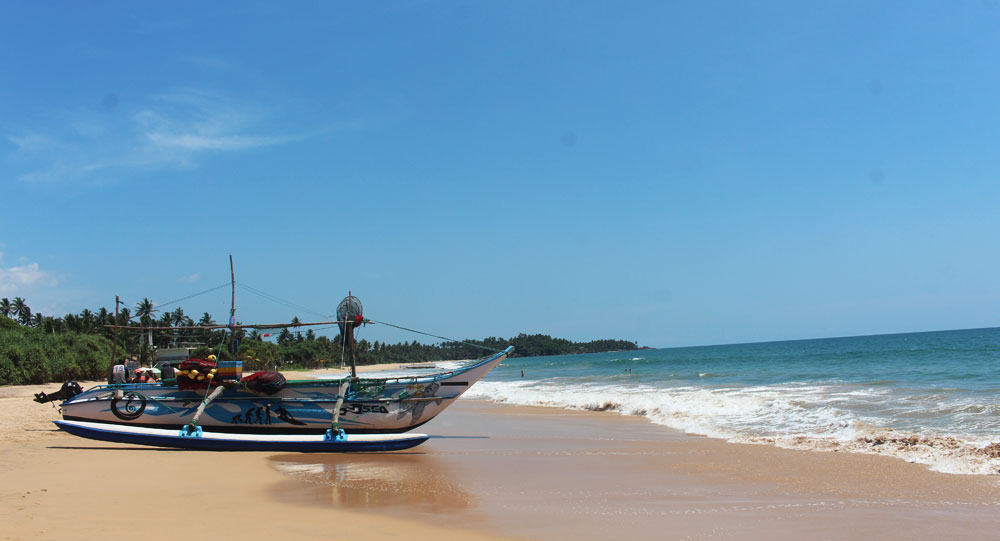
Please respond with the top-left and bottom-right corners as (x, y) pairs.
(268, 453), (475, 512)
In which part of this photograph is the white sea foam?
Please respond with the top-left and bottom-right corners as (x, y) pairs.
(433, 360), (470, 371)
(464, 380), (1000, 475)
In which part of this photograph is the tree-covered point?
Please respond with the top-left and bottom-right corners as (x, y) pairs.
(0, 297), (640, 385)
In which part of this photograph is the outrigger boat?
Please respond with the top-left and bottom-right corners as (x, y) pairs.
(46, 256), (511, 451)
(58, 346), (511, 434)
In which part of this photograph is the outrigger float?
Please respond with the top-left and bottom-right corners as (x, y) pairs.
(53, 420), (430, 452)
(45, 256), (511, 452)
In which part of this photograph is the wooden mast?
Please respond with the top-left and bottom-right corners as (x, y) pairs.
(229, 255), (235, 324)
(228, 255), (236, 357)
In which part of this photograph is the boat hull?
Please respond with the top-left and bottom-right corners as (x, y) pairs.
(54, 420), (429, 452)
(59, 347), (511, 434)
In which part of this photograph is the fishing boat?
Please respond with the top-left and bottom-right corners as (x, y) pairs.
(51, 256), (513, 435)
(58, 347), (511, 434)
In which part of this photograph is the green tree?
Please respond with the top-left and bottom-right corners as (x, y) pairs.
(197, 312), (216, 346)
(12, 297), (30, 325)
(134, 298), (156, 349)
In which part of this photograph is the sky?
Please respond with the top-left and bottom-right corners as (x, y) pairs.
(2, 1), (999, 348)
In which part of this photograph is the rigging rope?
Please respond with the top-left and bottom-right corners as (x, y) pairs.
(236, 282), (329, 320)
(141, 280), (502, 356)
(364, 319), (500, 353)
(153, 282), (232, 311)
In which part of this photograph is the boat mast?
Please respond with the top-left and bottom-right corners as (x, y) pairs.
(227, 254), (237, 357)
(229, 255), (236, 329)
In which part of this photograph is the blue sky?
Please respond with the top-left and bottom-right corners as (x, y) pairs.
(2, 1), (999, 348)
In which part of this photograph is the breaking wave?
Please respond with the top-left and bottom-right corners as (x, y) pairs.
(463, 380), (1000, 476)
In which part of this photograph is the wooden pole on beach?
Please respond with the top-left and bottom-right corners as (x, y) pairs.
(111, 295), (120, 365)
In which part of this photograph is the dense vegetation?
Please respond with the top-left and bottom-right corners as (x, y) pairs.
(0, 296), (639, 386)
(0, 316), (114, 385)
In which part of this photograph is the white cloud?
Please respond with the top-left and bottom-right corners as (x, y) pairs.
(7, 87), (305, 183)
(180, 273), (201, 283)
(0, 258), (63, 296)
(7, 133), (54, 153)
(145, 132), (287, 151)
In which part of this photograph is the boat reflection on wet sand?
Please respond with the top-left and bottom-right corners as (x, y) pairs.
(268, 453), (473, 512)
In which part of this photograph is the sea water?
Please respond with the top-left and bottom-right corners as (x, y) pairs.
(460, 328), (1000, 475)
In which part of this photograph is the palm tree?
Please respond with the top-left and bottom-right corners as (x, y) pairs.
(41, 315), (58, 333)
(198, 312), (216, 347)
(117, 307), (131, 327)
(135, 298), (156, 326)
(170, 307), (186, 327)
(277, 328), (292, 345)
(12, 297), (31, 325)
(156, 312), (172, 347)
(63, 313), (81, 333)
(0, 298), (11, 318)
(97, 307), (112, 339)
(169, 307), (186, 347)
(31, 313), (43, 328)
(80, 309), (94, 333)
(135, 298), (156, 348)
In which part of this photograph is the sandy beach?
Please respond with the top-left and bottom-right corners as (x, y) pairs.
(3, 377), (1000, 540)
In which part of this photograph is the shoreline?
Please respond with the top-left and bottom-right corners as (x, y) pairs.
(4, 381), (1000, 539)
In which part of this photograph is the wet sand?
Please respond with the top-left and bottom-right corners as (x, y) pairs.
(272, 401), (1000, 539)
(3, 380), (1000, 540)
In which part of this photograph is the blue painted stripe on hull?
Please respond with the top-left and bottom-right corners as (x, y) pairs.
(53, 421), (428, 452)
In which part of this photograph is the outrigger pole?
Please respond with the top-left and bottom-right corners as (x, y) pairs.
(187, 255), (237, 433)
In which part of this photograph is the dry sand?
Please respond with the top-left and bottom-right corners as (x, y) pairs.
(3, 380), (1000, 540)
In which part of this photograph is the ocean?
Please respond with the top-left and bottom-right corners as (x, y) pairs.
(459, 327), (1000, 475)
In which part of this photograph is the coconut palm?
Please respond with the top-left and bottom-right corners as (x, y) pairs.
(40, 315), (58, 333)
(169, 307), (187, 347)
(135, 298), (156, 326)
(63, 313), (80, 333)
(97, 307), (113, 339)
(117, 307), (131, 327)
(135, 298), (156, 348)
(80, 309), (95, 333)
(197, 312), (216, 346)
(12, 297), (31, 325)
(0, 298), (11, 318)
